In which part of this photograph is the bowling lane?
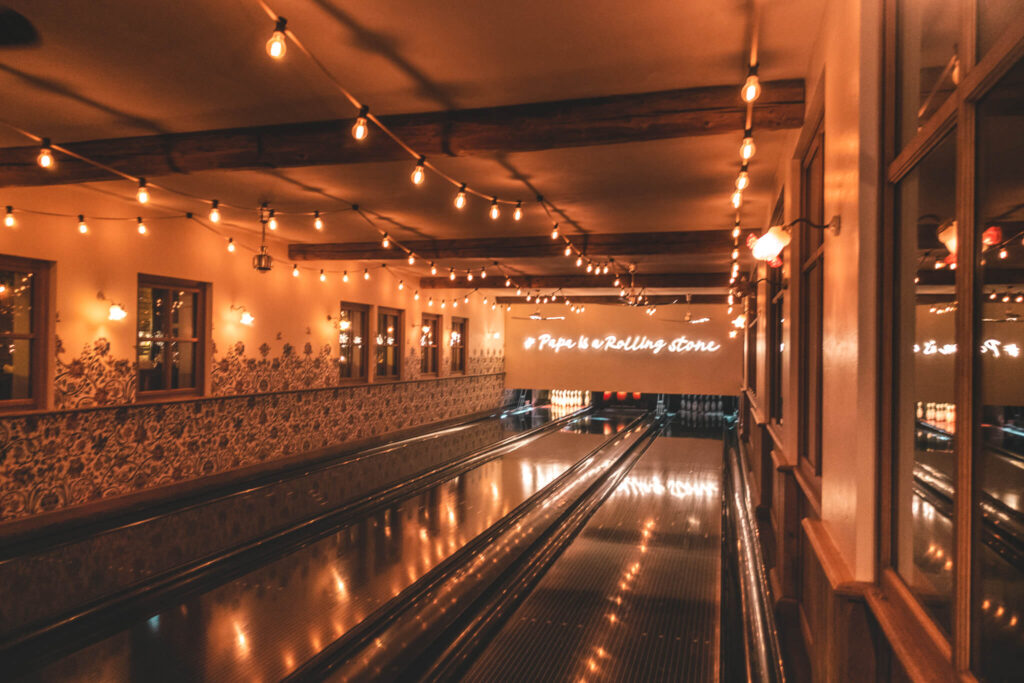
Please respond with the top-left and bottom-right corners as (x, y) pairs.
(0, 407), (554, 640)
(16, 411), (641, 682)
(461, 428), (723, 682)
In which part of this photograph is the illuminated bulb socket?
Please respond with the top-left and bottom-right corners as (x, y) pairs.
(352, 106), (369, 141)
(1003, 294), (1011, 303)
(411, 156), (426, 185)
(407, 253), (415, 265)
(381, 233), (390, 248)
(454, 184), (467, 209)
(551, 224), (559, 239)
(398, 280), (404, 290)
(38, 139), (55, 169)
(314, 211), (323, 230)
(489, 198), (500, 220)
(363, 269), (370, 280)
(77, 215), (88, 234)
(736, 169), (750, 191)
(564, 245), (572, 257)
(740, 131), (756, 161)
(513, 202), (523, 221)
(576, 257), (583, 267)
(266, 18), (287, 58)
(292, 264), (299, 277)
(614, 278), (621, 287)
(586, 263), (593, 273)
(342, 271), (349, 282)
(467, 272), (474, 282)
(319, 269), (326, 282)
(731, 190), (743, 209)
(989, 292), (998, 300)
(732, 249), (739, 260)
(4, 206), (14, 228)
(441, 299), (446, 309)
(464, 296), (469, 304)
(136, 178), (150, 204)
(267, 210), (277, 230)
(136, 218), (147, 235)
(430, 264), (438, 275)
(414, 290), (420, 300)
(741, 67), (761, 103)
(449, 269), (456, 281)
(480, 267), (487, 279)
(209, 200), (221, 223)
(505, 278), (512, 287)
(227, 238), (235, 252)
(733, 226), (741, 239)
(428, 297), (433, 307)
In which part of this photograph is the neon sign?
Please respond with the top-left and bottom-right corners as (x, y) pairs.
(523, 333), (722, 355)
(914, 339), (1021, 358)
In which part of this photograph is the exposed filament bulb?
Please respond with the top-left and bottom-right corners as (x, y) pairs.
(411, 157), (426, 185)
(136, 218), (147, 235)
(489, 199), (500, 220)
(741, 71), (761, 103)
(352, 106), (369, 141)
(740, 132), (756, 161)
(209, 200), (221, 223)
(513, 202), (523, 221)
(136, 179), (150, 204)
(314, 211), (323, 230)
(551, 223), (559, 239)
(266, 18), (287, 59)
(454, 184), (467, 209)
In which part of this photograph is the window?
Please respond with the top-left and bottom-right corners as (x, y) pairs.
(799, 125), (825, 477)
(338, 302), (368, 380)
(896, 0), (960, 148)
(767, 191), (786, 423)
(451, 317), (467, 373)
(0, 255), (51, 410)
(894, 132), (957, 635)
(375, 307), (402, 380)
(137, 275), (208, 396)
(420, 313), (440, 375)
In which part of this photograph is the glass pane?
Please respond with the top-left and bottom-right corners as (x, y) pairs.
(170, 341), (196, 389)
(0, 338), (32, 400)
(171, 290), (197, 340)
(898, 0), (960, 147)
(0, 270), (34, 335)
(339, 307), (365, 379)
(978, 0), (1020, 59)
(973, 55), (1024, 681)
(138, 340), (166, 391)
(895, 132), (956, 635)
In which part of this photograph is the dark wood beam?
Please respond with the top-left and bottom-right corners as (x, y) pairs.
(289, 230), (754, 261)
(420, 272), (730, 289)
(0, 80), (804, 187)
(498, 294), (726, 305)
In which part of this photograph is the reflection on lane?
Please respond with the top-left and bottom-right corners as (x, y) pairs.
(29, 412), (634, 683)
(0, 408), (552, 639)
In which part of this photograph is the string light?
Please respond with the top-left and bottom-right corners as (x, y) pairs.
(414, 290), (420, 300)
(740, 130), (756, 161)
(352, 105), (369, 141)
(37, 139), (54, 169)
(516, 287), (522, 296)
(741, 66), (761, 103)
(209, 200), (221, 223)
(4, 206), (14, 228)
(398, 279), (404, 290)
(464, 295), (470, 304)
(267, 209), (278, 230)
(342, 270), (349, 282)
(467, 271), (474, 281)
(77, 214), (88, 234)
(428, 296), (434, 306)
(319, 269), (327, 282)
(513, 202), (523, 221)
(292, 264), (299, 277)
(506, 304), (512, 312)
(586, 262), (594, 273)
(407, 253), (416, 265)
(449, 268), (456, 281)
(136, 178), (150, 204)
(564, 245), (573, 257)
(999, 248), (1008, 259)
(381, 233), (390, 248)
(363, 268), (370, 280)
(489, 198), (500, 220)
(266, 17), (287, 59)
(314, 211), (323, 230)
(480, 266), (487, 279)
(576, 256), (584, 268)
(136, 218), (147, 235)
(614, 277), (621, 287)
(441, 299), (446, 309)
(452, 298), (458, 308)
(411, 156), (426, 185)
(736, 169), (750, 191)
(505, 277), (512, 287)
(227, 238), (235, 252)
(454, 184), (467, 209)
(430, 263), (438, 275)
(551, 223), (559, 239)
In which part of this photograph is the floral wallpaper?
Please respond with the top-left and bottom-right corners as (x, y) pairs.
(1, 335), (506, 524)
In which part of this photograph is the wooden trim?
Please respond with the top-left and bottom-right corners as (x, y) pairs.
(136, 272), (210, 397)
(801, 518), (865, 597)
(0, 254), (55, 412)
(887, 96), (958, 183)
(374, 306), (404, 381)
(744, 388), (766, 425)
(767, 423), (790, 466)
(339, 301), (371, 381)
(959, 12), (1024, 102)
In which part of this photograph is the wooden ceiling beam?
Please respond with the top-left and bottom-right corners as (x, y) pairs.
(288, 230), (754, 261)
(419, 272), (730, 289)
(0, 80), (804, 187)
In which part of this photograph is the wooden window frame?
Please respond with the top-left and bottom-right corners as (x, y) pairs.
(451, 316), (468, 374)
(374, 306), (403, 381)
(338, 301), (369, 382)
(420, 312), (440, 376)
(0, 254), (54, 412)
(136, 273), (210, 401)
(767, 190), (787, 427)
(878, 1), (1024, 677)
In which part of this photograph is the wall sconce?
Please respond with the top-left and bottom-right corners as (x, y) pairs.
(749, 216), (841, 266)
(231, 304), (254, 326)
(97, 291), (127, 321)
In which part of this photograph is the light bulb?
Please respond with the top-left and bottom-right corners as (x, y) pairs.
(732, 226), (741, 239)
(526, 294), (532, 302)
(4, 206), (14, 228)
(136, 179), (149, 204)
(319, 269), (326, 282)
(441, 299), (446, 309)
(489, 199), (500, 220)
(741, 73), (761, 103)
(751, 225), (791, 261)
(1003, 294), (1011, 303)
(740, 135), (756, 161)
(363, 268), (370, 280)
(491, 303), (497, 311)
(137, 218), (147, 235)
(209, 200), (221, 223)
(37, 140), (55, 169)
(454, 184), (467, 209)
(381, 234), (390, 248)
(586, 263), (593, 273)
(467, 271), (474, 282)
(481, 267), (487, 279)
(603, 265), (609, 274)
(240, 311), (255, 326)
(551, 224), (559, 239)
(576, 256), (583, 267)
(407, 253), (415, 265)
(999, 248), (1008, 259)
(398, 280), (404, 290)
(505, 278), (512, 287)
(292, 264), (299, 277)
(227, 238), (235, 252)
(267, 210), (277, 230)
(77, 215), (88, 234)
(266, 18), (287, 59)
(428, 297), (433, 307)
(430, 263), (437, 275)
(731, 190), (743, 208)
(449, 269), (456, 281)
(464, 295), (470, 304)
(614, 277), (621, 287)
(483, 296), (489, 304)
(732, 248), (739, 259)
(990, 291), (998, 300)
(108, 303), (127, 321)
(352, 106), (369, 140)
(452, 299), (458, 308)
(414, 290), (420, 300)
(513, 202), (523, 221)
(564, 245), (572, 257)
(314, 211), (323, 230)
(343, 271), (349, 282)
(506, 305), (511, 312)
(516, 288), (522, 296)
(411, 157), (426, 185)
(736, 171), (750, 191)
